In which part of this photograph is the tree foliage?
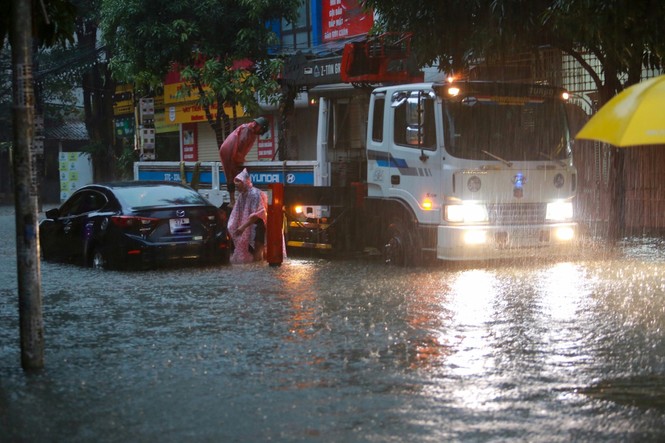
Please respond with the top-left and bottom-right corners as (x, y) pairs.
(101, 0), (300, 143)
(542, 0), (665, 102)
(1, 0), (78, 136)
(363, 0), (665, 104)
(1, 0), (77, 51)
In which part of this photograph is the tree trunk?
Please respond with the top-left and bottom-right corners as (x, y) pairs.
(78, 20), (116, 181)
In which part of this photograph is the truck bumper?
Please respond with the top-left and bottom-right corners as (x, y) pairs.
(286, 221), (333, 250)
(437, 223), (578, 261)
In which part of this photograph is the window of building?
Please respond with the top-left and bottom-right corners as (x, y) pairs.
(281, 0), (311, 52)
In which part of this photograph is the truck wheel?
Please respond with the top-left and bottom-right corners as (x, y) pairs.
(383, 217), (421, 266)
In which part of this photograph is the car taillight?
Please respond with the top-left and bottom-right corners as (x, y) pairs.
(111, 215), (158, 234)
(199, 213), (220, 228)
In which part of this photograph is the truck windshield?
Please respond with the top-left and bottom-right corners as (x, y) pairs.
(443, 96), (570, 161)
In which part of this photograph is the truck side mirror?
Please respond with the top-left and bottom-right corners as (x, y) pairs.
(391, 91), (409, 108)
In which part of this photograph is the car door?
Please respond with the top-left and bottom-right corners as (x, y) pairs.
(388, 90), (442, 221)
(51, 190), (106, 262)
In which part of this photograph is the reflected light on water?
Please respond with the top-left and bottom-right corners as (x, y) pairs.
(448, 269), (497, 327)
(431, 264), (592, 412)
(279, 259), (318, 287)
(443, 269), (502, 410)
(538, 262), (590, 321)
(275, 260), (319, 341)
(279, 260), (317, 341)
(536, 262), (595, 378)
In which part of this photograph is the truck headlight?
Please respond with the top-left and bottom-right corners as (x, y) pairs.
(546, 201), (573, 221)
(445, 204), (489, 223)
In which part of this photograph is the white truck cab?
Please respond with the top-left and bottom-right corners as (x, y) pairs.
(365, 80), (577, 262)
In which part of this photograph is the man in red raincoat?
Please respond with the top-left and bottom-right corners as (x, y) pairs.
(219, 117), (269, 206)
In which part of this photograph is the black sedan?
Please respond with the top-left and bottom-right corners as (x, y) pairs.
(39, 181), (230, 269)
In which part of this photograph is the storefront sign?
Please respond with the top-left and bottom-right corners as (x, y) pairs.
(181, 123), (198, 161)
(257, 116), (276, 160)
(167, 102), (245, 124)
(284, 54), (343, 86)
(115, 116), (134, 138)
(155, 111), (179, 134)
(113, 84), (133, 116)
(322, 0), (373, 42)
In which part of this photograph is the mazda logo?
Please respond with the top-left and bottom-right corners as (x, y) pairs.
(176, 210), (186, 218)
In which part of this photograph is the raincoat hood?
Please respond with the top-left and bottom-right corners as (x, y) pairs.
(234, 168), (252, 190)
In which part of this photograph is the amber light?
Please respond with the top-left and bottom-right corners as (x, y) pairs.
(447, 87), (460, 97)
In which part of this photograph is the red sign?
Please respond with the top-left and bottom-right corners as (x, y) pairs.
(322, 0), (373, 42)
(257, 116), (276, 160)
(181, 123), (198, 161)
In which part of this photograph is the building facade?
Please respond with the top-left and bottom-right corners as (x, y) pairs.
(122, 0), (373, 168)
(120, 0), (665, 235)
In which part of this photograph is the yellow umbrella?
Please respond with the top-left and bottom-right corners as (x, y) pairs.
(576, 74), (665, 147)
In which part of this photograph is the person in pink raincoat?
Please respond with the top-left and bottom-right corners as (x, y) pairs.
(219, 117), (269, 206)
(227, 169), (268, 264)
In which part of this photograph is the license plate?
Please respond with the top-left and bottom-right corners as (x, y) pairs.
(169, 217), (191, 234)
(510, 228), (540, 240)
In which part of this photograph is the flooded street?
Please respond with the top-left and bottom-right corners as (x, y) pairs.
(1, 208), (665, 441)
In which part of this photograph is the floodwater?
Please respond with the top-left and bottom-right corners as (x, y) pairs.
(1, 208), (665, 442)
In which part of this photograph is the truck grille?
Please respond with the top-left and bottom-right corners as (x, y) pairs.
(487, 203), (546, 225)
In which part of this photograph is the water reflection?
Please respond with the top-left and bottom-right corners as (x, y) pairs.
(279, 259), (320, 341)
(2, 219), (665, 440)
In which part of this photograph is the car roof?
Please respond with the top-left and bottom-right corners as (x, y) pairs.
(84, 181), (193, 190)
(74, 181), (211, 210)
(76, 180), (196, 192)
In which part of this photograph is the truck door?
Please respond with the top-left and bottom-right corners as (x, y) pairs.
(387, 90), (442, 220)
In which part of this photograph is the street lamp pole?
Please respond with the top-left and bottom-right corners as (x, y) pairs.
(11, 0), (44, 370)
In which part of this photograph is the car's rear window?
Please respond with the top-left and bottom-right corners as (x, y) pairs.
(113, 185), (208, 209)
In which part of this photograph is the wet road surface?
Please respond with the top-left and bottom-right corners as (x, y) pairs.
(1, 207), (665, 441)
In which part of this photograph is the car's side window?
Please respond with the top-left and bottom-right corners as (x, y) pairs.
(59, 193), (85, 217)
(87, 192), (107, 212)
(60, 191), (107, 216)
(77, 191), (106, 214)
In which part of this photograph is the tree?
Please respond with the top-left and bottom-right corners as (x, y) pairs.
(363, 0), (665, 100)
(1, 0), (77, 143)
(71, 0), (118, 181)
(2, 0), (121, 182)
(101, 0), (300, 146)
(1, 0), (77, 53)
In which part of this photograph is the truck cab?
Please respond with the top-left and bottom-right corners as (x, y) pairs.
(366, 80), (577, 263)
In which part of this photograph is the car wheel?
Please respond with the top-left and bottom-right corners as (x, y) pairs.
(92, 247), (107, 270)
(40, 244), (51, 261)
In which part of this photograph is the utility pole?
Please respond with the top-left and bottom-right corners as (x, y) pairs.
(11, 0), (44, 370)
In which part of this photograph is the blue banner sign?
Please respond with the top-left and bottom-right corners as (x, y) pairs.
(222, 171), (315, 186)
(137, 171), (214, 184)
(138, 169), (315, 186)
